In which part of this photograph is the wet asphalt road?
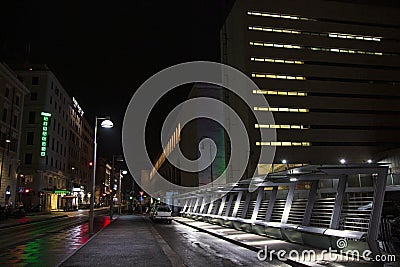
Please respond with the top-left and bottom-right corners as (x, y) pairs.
(0, 212), (110, 266)
(1, 213), (290, 267)
(151, 217), (289, 267)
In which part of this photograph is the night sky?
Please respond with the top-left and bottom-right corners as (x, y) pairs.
(1, 0), (398, 161)
(1, 0), (235, 160)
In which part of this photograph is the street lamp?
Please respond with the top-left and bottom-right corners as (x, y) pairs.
(89, 116), (113, 235)
(118, 170), (128, 215)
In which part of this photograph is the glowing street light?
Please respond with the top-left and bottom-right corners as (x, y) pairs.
(340, 158), (346, 164)
(89, 116), (113, 235)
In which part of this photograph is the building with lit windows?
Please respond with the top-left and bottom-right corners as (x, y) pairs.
(0, 63), (29, 206)
(68, 96), (94, 205)
(221, 0), (400, 176)
(16, 65), (93, 210)
(95, 157), (112, 205)
(146, 1), (400, 207)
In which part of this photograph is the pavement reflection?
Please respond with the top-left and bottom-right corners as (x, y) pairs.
(0, 215), (111, 266)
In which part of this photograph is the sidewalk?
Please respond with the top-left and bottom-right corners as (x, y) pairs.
(60, 215), (182, 267)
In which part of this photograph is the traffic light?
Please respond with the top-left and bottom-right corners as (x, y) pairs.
(88, 161), (93, 169)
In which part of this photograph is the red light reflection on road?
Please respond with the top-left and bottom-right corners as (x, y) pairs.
(17, 217), (29, 223)
(102, 217), (110, 228)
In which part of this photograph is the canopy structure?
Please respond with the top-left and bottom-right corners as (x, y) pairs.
(177, 164), (388, 256)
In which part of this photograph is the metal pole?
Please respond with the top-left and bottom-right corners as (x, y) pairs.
(89, 117), (98, 235)
(110, 155), (114, 220)
(118, 170), (122, 215)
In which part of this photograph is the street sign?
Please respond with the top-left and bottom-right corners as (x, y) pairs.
(139, 191), (144, 196)
(19, 187), (24, 193)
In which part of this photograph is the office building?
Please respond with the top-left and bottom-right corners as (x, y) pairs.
(221, 0), (400, 176)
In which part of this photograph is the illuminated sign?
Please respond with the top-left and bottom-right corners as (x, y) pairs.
(40, 112), (51, 157)
(72, 97), (84, 116)
(54, 190), (70, 195)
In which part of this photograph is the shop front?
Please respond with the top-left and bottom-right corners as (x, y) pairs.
(51, 189), (70, 211)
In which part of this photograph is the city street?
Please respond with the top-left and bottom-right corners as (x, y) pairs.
(1, 1), (400, 266)
(61, 215), (289, 267)
(0, 210), (110, 266)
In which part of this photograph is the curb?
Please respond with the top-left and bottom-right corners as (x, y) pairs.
(56, 215), (119, 267)
(174, 218), (318, 267)
(0, 214), (68, 229)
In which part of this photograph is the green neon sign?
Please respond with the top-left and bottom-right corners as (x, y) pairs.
(41, 112), (52, 117)
(40, 112), (51, 157)
(54, 189), (70, 195)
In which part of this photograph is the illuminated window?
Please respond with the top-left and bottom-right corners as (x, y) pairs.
(255, 124), (309, 129)
(248, 26), (381, 42)
(250, 41), (301, 49)
(328, 33), (381, 42)
(247, 11), (313, 21)
(250, 57), (304, 64)
(252, 73), (306, 80)
(252, 89), (307, 96)
(256, 141), (311, 146)
(248, 26), (301, 34)
(254, 107), (309, 112)
(249, 41), (384, 56)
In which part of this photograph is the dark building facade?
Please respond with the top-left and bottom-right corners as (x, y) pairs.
(17, 65), (93, 210)
(221, 0), (400, 174)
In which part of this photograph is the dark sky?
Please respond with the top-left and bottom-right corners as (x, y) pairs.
(1, 0), (234, 160)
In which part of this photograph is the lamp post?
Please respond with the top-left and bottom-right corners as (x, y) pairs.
(110, 155), (123, 220)
(89, 116), (113, 235)
(118, 170), (127, 215)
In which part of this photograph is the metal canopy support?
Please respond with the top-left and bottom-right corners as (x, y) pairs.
(330, 175), (348, 229)
(187, 198), (194, 212)
(251, 187), (264, 221)
(281, 183), (295, 224)
(241, 191), (252, 219)
(199, 196), (207, 214)
(232, 191), (243, 217)
(225, 193), (235, 217)
(182, 199), (189, 213)
(191, 197), (198, 212)
(264, 186), (278, 222)
(193, 197), (201, 213)
(367, 167), (388, 256)
(212, 197), (221, 215)
(218, 194), (227, 216)
(207, 197), (214, 214)
(302, 180), (319, 226)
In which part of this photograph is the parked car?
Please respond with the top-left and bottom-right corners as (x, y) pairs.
(150, 205), (172, 223)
